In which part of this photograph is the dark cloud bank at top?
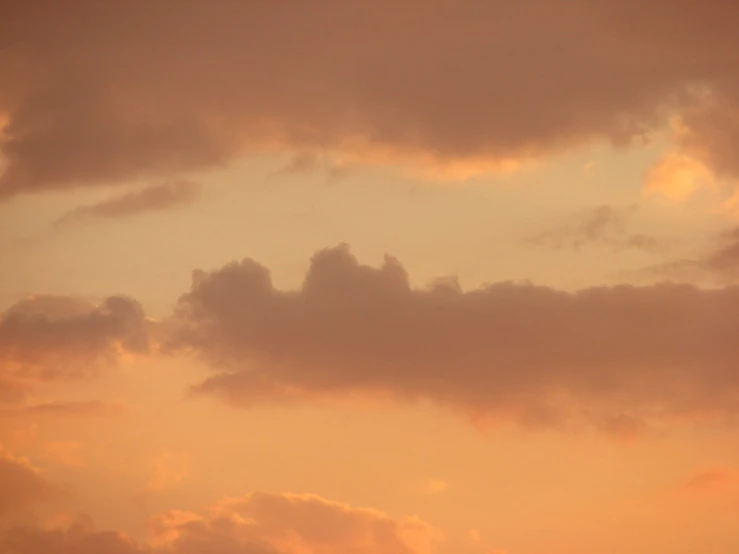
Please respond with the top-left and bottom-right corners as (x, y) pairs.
(2, 0), (739, 196)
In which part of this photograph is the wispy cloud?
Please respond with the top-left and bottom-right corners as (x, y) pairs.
(526, 205), (664, 252)
(55, 180), (201, 227)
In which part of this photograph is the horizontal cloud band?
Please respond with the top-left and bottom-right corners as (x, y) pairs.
(3, 0), (739, 195)
(4, 245), (739, 434)
(172, 246), (739, 433)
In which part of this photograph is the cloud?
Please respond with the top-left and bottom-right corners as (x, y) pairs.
(55, 180), (201, 226)
(643, 152), (715, 202)
(3, 1), (739, 194)
(639, 226), (739, 284)
(0, 295), (150, 383)
(0, 492), (440, 554)
(271, 153), (353, 184)
(149, 492), (441, 554)
(42, 441), (84, 468)
(680, 467), (739, 495)
(424, 480), (449, 495)
(527, 205), (663, 252)
(172, 245), (739, 433)
(0, 295), (151, 410)
(0, 517), (141, 554)
(0, 446), (62, 522)
(0, 401), (124, 419)
(700, 228), (739, 278)
(671, 467), (739, 511)
(145, 451), (190, 492)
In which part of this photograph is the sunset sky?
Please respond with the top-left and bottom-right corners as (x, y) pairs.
(3, 2), (739, 553)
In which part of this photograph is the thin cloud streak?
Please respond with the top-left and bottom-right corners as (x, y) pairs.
(527, 205), (664, 252)
(55, 180), (201, 227)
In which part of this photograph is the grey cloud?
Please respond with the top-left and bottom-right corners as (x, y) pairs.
(172, 245), (739, 434)
(2, 1), (739, 196)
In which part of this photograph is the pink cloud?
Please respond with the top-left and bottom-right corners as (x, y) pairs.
(2, 1), (739, 195)
(171, 245), (739, 433)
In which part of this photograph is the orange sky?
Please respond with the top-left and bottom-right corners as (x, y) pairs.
(2, 2), (739, 554)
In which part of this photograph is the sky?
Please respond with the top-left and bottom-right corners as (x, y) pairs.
(2, 1), (739, 553)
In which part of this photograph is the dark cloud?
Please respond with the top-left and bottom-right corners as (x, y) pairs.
(0, 295), (150, 401)
(55, 180), (201, 226)
(527, 205), (663, 252)
(172, 245), (739, 433)
(3, 1), (739, 195)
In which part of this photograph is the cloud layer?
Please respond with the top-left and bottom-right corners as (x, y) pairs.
(5, 247), (739, 435)
(3, 0), (739, 194)
(0, 491), (438, 554)
(173, 245), (739, 433)
(0, 446), (61, 521)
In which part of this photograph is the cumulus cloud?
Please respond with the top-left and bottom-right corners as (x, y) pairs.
(0, 295), (151, 406)
(0, 492), (439, 554)
(172, 245), (739, 434)
(0, 295), (150, 381)
(527, 205), (663, 252)
(3, 1), (739, 194)
(55, 180), (201, 227)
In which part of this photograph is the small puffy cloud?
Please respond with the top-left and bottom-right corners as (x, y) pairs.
(173, 245), (739, 434)
(0, 295), (150, 424)
(0, 294), (150, 384)
(55, 180), (201, 227)
(424, 480), (449, 495)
